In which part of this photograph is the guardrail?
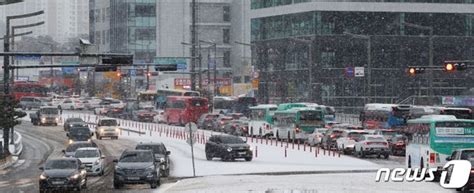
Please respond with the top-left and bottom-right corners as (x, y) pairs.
(0, 131), (23, 156)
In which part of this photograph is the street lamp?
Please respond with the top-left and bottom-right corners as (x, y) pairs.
(343, 32), (372, 103)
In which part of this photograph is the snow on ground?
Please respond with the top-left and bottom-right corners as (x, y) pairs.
(157, 173), (454, 193)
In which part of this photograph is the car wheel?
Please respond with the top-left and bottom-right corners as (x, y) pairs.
(360, 148), (365, 158)
(206, 153), (212, 161)
(165, 168), (170, 177)
(100, 168), (104, 176)
(245, 157), (252, 162)
(150, 181), (158, 189)
(408, 156), (412, 168)
(113, 181), (122, 189)
(384, 153), (389, 159)
(377, 154), (381, 159)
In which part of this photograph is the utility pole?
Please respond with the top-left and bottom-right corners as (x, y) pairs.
(198, 43), (202, 91)
(190, 0), (197, 91)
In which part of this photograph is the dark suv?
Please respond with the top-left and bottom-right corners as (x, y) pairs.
(39, 158), (87, 192)
(64, 117), (85, 131)
(67, 126), (93, 144)
(113, 150), (160, 189)
(136, 143), (171, 177)
(321, 129), (344, 150)
(205, 135), (253, 161)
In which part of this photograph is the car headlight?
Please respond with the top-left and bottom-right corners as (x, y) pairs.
(69, 173), (80, 180)
(100, 128), (104, 133)
(39, 174), (48, 180)
(146, 165), (155, 173)
(249, 147), (253, 151)
(55, 117), (59, 121)
(227, 147), (232, 152)
(94, 159), (100, 165)
(160, 158), (165, 163)
(115, 128), (120, 133)
(87, 139), (91, 143)
(68, 139), (73, 144)
(41, 117), (46, 122)
(115, 165), (122, 171)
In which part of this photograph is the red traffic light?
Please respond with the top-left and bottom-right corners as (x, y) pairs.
(409, 67), (416, 75)
(117, 72), (121, 77)
(445, 63), (455, 71)
(408, 67), (425, 75)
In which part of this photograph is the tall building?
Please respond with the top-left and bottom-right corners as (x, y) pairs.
(90, 0), (251, 93)
(0, 0), (89, 43)
(250, 0), (474, 111)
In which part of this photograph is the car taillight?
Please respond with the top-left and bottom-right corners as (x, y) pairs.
(382, 142), (388, 146)
(330, 134), (336, 138)
(471, 169), (474, 174)
(365, 142), (374, 145)
(429, 153), (435, 164)
(233, 124), (237, 128)
(220, 121), (224, 125)
(266, 124), (270, 130)
(242, 127), (248, 131)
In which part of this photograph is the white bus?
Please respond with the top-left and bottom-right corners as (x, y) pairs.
(248, 104), (278, 137)
(212, 96), (235, 114)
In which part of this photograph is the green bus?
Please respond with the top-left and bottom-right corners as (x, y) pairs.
(272, 107), (325, 141)
(276, 103), (307, 111)
(248, 104), (278, 137)
(406, 115), (474, 172)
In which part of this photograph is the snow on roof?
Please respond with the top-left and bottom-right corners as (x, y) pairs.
(364, 103), (396, 111)
(408, 115), (457, 122)
(250, 104), (278, 109)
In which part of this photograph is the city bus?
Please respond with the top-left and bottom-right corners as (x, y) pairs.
(213, 96), (235, 114)
(137, 91), (158, 109)
(156, 89), (200, 109)
(405, 115), (474, 175)
(248, 104), (278, 137)
(409, 106), (473, 120)
(163, 96), (208, 126)
(273, 107), (325, 141)
(0, 81), (48, 101)
(360, 103), (410, 129)
(231, 96), (257, 117)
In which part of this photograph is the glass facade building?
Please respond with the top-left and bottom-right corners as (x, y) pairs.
(110, 0), (156, 62)
(251, 1), (474, 112)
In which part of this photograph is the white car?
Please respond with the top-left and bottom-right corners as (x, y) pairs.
(307, 128), (327, 146)
(108, 99), (125, 109)
(353, 135), (390, 159)
(58, 99), (84, 110)
(153, 110), (165, 123)
(336, 130), (370, 154)
(95, 118), (120, 140)
(74, 147), (105, 176)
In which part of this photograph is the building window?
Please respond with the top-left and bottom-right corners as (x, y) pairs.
(135, 29), (156, 40)
(223, 28), (230, 44)
(223, 51), (231, 67)
(135, 4), (156, 17)
(223, 6), (230, 22)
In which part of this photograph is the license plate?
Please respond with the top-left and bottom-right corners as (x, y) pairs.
(52, 181), (64, 185)
(238, 152), (246, 155)
(127, 177), (140, 180)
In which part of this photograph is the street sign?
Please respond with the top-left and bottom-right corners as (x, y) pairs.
(355, 67), (365, 77)
(14, 54), (41, 60)
(345, 67), (354, 77)
(185, 122), (198, 135)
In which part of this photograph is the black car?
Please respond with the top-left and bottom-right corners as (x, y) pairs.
(113, 150), (161, 189)
(136, 142), (171, 177)
(321, 129), (344, 150)
(39, 158), (87, 192)
(64, 117), (85, 131)
(446, 148), (474, 193)
(205, 135), (253, 161)
(67, 126), (93, 144)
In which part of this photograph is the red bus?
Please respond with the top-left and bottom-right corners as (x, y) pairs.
(0, 81), (48, 101)
(164, 96), (209, 126)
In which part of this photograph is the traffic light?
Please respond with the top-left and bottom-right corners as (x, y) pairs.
(408, 67), (425, 75)
(117, 71), (121, 77)
(155, 64), (178, 72)
(95, 65), (117, 72)
(444, 63), (467, 72)
(102, 56), (133, 65)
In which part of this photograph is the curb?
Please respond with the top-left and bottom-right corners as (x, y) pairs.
(167, 169), (379, 181)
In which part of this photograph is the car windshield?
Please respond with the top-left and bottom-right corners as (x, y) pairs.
(221, 136), (245, 144)
(367, 137), (385, 141)
(41, 108), (58, 114)
(136, 145), (166, 154)
(100, 120), (117, 126)
(120, 152), (153, 163)
(461, 150), (474, 165)
(70, 127), (90, 135)
(75, 149), (99, 158)
(68, 118), (83, 123)
(45, 160), (77, 170)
